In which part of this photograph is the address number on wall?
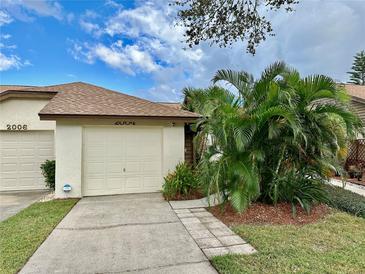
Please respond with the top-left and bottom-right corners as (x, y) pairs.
(6, 124), (28, 131)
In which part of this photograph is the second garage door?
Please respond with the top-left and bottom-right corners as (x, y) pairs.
(83, 127), (163, 196)
(0, 131), (54, 192)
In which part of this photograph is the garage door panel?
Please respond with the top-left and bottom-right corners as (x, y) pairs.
(83, 127), (162, 196)
(85, 150), (105, 159)
(20, 148), (35, 156)
(107, 148), (123, 158)
(86, 178), (105, 190)
(85, 162), (105, 175)
(125, 161), (141, 173)
(1, 148), (18, 157)
(1, 171), (18, 179)
(18, 176), (37, 185)
(106, 178), (123, 190)
(1, 163), (17, 172)
(37, 134), (53, 142)
(1, 179), (16, 190)
(0, 131), (54, 191)
(142, 160), (160, 173)
(20, 163), (36, 171)
(106, 162), (123, 173)
(125, 177), (142, 191)
(143, 176), (162, 188)
(39, 148), (53, 156)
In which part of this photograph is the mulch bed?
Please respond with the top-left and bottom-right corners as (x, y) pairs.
(165, 191), (205, 201)
(208, 202), (331, 226)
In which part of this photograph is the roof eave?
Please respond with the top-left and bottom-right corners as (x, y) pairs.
(38, 113), (201, 122)
(0, 90), (58, 101)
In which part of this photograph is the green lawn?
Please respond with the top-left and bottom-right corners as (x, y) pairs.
(0, 199), (78, 274)
(212, 212), (365, 274)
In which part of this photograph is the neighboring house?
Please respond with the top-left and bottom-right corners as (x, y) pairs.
(342, 84), (365, 170)
(344, 83), (365, 124)
(0, 82), (200, 198)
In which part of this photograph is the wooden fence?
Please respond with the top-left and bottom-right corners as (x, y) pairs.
(345, 139), (365, 170)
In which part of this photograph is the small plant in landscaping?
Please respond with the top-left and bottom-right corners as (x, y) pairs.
(162, 162), (200, 200)
(269, 170), (329, 215)
(40, 160), (55, 190)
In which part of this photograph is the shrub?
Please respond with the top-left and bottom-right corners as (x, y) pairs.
(324, 184), (365, 218)
(269, 171), (329, 215)
(162, 162), (200, 200)
(40, 160), (55, 190)
(185, 62), (362, 212)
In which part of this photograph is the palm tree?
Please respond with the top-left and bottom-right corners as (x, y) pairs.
(184, 62), (362, 212)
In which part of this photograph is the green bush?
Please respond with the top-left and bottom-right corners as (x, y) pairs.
(184, 62), (362, 212)
(40, 160), (55, 190)
(324, 184), (365, 218)
(162, 162), (200, 200)
(269, 171), (329, 215)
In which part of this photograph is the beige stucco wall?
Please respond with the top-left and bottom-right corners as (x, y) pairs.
(54, 118), (185, 198)
(163, 126), (185, 174)
(55, 123), (83, 198)
(0, 98), (55, 130)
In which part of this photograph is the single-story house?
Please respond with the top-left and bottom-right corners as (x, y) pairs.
(0, 82), (200, 198)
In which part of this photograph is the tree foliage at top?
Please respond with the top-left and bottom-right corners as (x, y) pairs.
(173, 0), (298, 54)
(348, 50), (365, 85)
(183, 62), (363, 213)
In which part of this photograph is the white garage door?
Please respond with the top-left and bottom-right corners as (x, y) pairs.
(0, 131), (54, 191)
(83, 127), (163, 196)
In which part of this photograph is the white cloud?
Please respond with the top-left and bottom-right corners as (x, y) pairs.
(66, 12), (75, 23)
(69, 40), (159, 75)
(79, 19), (101, 35)
(21, 0), (63, 20)
(68, 40), (95, 64)
(1, 33), (11, 39)
(0, 10), (13, 26)
(124, 45), (159, 73)
(72, 0), (365, 101)
(78, 10), (103, 37)
(0, 43), (17, 49)
(0, 52), (30, 71)
(93, 43), (132, 73)
(1, 0), (65, 21)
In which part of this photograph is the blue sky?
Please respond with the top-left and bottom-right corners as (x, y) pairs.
(0, 0), (364, 102)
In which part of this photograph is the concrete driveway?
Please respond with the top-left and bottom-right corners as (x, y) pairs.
(0, 191), (49, 222)
(20, 193), (217, 274)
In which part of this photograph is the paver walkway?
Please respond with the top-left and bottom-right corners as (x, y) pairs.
(171, 202), (257, 258)
(20, 193), (217, 274)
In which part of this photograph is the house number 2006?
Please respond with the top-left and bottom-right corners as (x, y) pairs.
(6, 124), (28, 131)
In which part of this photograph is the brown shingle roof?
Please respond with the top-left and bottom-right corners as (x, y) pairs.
(158, 102), (182, 110)
(0, 85), (36, 93)
(20, 82), (199, 119)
